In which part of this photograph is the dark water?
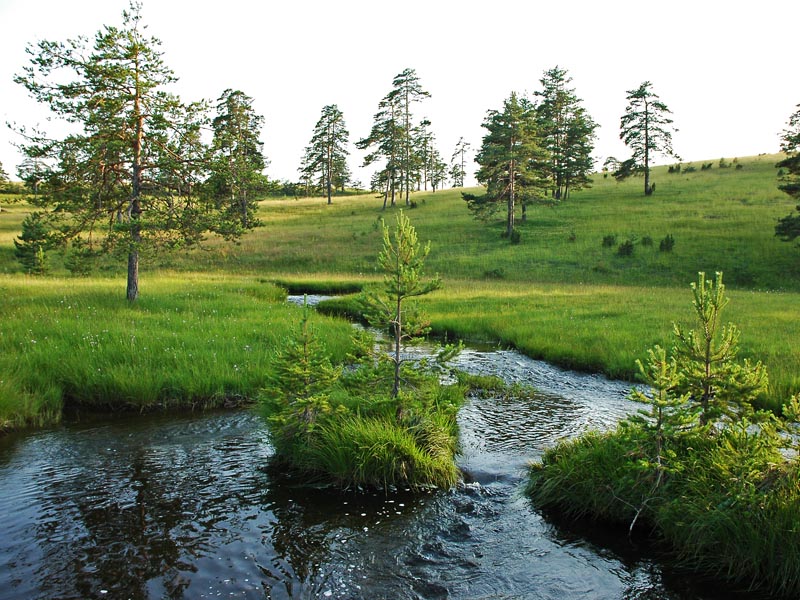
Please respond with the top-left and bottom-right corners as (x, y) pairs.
(0, 326), (764, 599)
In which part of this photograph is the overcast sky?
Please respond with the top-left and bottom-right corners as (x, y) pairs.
(1, 0), (798, 186)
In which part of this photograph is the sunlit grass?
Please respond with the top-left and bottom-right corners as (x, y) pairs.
(0, 274), (355, 429)
(2, 154), (799, 424)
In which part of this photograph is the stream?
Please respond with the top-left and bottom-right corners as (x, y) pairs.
(0, 297), (764, 599)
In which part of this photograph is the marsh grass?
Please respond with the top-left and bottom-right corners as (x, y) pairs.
(527, 425), (800, 597)
(0, 274), (354, 428)
(306, 413), (460, 490)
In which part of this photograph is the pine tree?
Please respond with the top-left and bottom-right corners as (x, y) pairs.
(619, 81), (678, 196)
(299, 104), (350, 205)
(13, 3), (250, 301)
(464, 92), (546, 239)
(208, 89), (267, 230)
(534, 66), (598, 200)
(627, 346), (696, 476)
(450, 137), (470, 188)
(358, 69), (430, 208)
(357, 94), (403, 209)
(386, 68), (430, 206)
(361, 211), (441, 398)
(14, 212), (53, 275)
(775, 104), (800, 242)
(262, 298), (343, 440)
(673, 272), (768, 425)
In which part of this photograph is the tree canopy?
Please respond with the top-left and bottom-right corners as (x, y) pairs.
(299, 104), (351, 204)
(464, 92), (547, 240)
(775, 104), (800, 243)
(534, 66), (598, 200)
(13, 2), (259, 301)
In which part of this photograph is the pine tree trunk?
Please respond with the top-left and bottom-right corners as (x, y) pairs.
(392, 295), (402, 398)
(127, 247), (139, 302)
(507, 159), (516, 237)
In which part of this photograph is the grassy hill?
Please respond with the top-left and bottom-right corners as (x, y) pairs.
(1, 153), (799, 426)
(144, 153), (798, 291)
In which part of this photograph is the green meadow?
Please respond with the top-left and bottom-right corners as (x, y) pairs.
(1, 153), (799, 429)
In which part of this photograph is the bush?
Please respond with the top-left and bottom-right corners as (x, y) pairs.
(64, 238), (97, 277)
(602, 234), (617, 247)
(641, 235), (653, 247)
(617, 239), (634, 256)
(659, 234), (675, 252)
(684, 164), (697, 173)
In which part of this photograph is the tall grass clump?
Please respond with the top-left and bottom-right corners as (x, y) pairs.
(526, 272), (800, 596)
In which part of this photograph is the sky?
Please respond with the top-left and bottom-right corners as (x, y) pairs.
(1, 0), (798, 187)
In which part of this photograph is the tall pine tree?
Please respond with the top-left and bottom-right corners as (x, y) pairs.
(357, 94), (403, 209)
(464, 93), (546, 239)
(534, 66), (598, 200)
(13, 3), (250, 301)
(359, 69), (430, 208)
(619, 81), (678, 196)
(386, 68), (430, 206)
(450, 137), (470, 188)
(208, 89), (267, 231)
(300, 104), (351, 204)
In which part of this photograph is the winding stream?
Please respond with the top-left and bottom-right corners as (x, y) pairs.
(0, 299), (762, 599)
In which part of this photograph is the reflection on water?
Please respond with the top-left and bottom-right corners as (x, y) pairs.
(0, 346), (766, 599)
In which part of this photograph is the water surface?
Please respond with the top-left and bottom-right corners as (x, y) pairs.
(0, 342), (763, 599)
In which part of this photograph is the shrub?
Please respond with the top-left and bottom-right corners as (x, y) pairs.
(641, 235), (653, 247)
(659, 234), (675, 252)
(684, 164), (697, 173)
(602, 234), (617, 247)
(617, 239), (634, 256)
(64, 238), (97, 277)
